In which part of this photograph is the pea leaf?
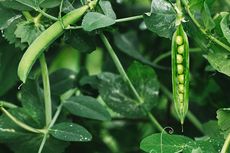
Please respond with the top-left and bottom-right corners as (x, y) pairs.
(40, 0), (62, 8)
(220, 14), (230, 44)
(0, 7), (21, 30)
(97, 62), (159, 118)
(82, 12), (116, 31)
(113, 31), (155, 67)
(0, 40), (22, 96)
(63, 95), (111, 121)
(186, 18), (230, 77)
(3, 18), (27, 50)
(49, 122), (92, 142)
(8, 133), (69, 153)
(217, 108), (230, 136)
(144, 0), (176, 38)
(65, 30), (96, 53)
(140, 133), (197, 153)
(15, 21), (45, 45)
(0, 0), (32, 10)
(189, 0), (215, 31)
(99, 0), (116, 19)
(20, 80), (45, 128)
(49, 69), (77, 95)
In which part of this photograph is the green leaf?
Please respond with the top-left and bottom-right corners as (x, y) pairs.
(0, 0), (32, 11)
(65, 30), (96, 53)
(63, 95), (111, 121)
(203, 47), (230, 77)
(186, 18), (230, 77)
(189, 0), (215, 31)
(98, 62), (159, 118)
(195, 136), (220, 153)
(201, 2), (215, 30)
(49, 69), (77, 95)
(202, 121), (221, 137)
(140, 133), (197, 153)
(0, 7), (21, 30)
(49, 122), (92, 142)
(20, 80), (45, 128)
(8, 134), (69, 153)
(0, 40), (22, 96)
(99, 0), (116, 19)
(15, 21), (45, 45)
(217, 108), (230, 136)
(82, 12), (116, 31)
(144, 0), (176, 38)
(3, 18), (27, 50)
(220, 14), (230, 44)
(40, 0), (62, 8)
(113, 31), (155, 66)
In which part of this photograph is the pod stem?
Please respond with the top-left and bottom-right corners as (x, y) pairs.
(39, 54), (52, 127)
(100, 33), (163, 132)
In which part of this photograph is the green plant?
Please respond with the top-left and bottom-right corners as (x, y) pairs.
(0, 0), (229, 153)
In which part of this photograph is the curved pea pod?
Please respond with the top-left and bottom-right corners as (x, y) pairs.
(171, 24), (189, 125)
(17, 0), (98, 83)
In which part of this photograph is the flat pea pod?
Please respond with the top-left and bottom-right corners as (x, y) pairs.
(171, 24), (189, 125)
(18, 0), (98, 83)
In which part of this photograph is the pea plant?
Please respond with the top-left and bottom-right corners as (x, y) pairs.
(0, 0), (229, 152)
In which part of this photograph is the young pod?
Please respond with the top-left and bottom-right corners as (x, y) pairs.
(171, 24), (189, 125)
(17, 0), (98, 83)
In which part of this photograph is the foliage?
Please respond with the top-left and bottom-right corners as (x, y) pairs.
(0, 0), (229, 153)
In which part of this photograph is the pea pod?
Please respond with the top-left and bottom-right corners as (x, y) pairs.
(18, 0), (98, 83)
(171, 24), (189, 125)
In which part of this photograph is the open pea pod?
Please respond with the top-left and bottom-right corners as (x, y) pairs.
(18, 0), (98, 83)
(171, 24), (189, 125)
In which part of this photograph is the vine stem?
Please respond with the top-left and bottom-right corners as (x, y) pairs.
(160, 83), (204, 134)
(115, 15), (143, 23)
(39, 54), (52, 127)
(0, 107), (44, 133)
(183, 3), (230, 52)
(153, 48), (201, 65)
(100, 33), (163, 131)
(38, 104), (64, 153)
(0, 101), (18, 109)
(221, 133), (230, 153)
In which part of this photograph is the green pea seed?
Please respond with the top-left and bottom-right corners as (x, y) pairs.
(176, 36), (183, 45)
(177, 54), (183, 63)
(178, 74), (184, 83)
(177, 64), (184, 74)
(178, 84), (184, 93)
(178, 45), (185, 54)
(179, 93), (183, 103)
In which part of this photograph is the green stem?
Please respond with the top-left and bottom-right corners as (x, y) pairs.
(48, 104), (63, 128)
(115, 15), (143, 23)
(100, 33), (163, 131)
(37, 8), (58, 21)
(0, 107), (44, 133)
(186, 111), (203, 133)
(38, 104), (63, 153)
(153, 48), (201, 65)
(221, 133), (230, 153)
(22, 11), (33, 21)
(0, 101), (18, 109)
(183, 3), (230, 52)
(160, 84), (204, 134)
(38, 133), (48, 153)
(39, 54), (52, 127)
